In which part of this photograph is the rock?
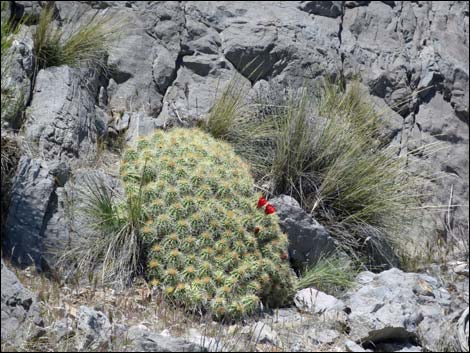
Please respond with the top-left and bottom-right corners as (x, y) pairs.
(344, 339), (371, 352)
(76, 306), (112, 350)
(8, 163), (122, 274)
(186, 328), (224, 352)
(10, 1), (45, 23)
(298, 1), (344, 18)
(156, 59), (248, 126)
(3, 157), (57, 269)
(294, 287), (346, 314)
(450, 261), (469, 277)
(126, 325), (206, 352)
(50, 318), (75, 341)
(374, 342), (422, 352)
(152, 46), (177, 94)
(103, 2), (185, 118)
(311, 329), (340, 345)
(344, 268), (459, 350)
(340, 0), (469, 232)
(125, 112), (160, 141)
(25, 66), (100, 165)
(1, 260), (43, 346)
(160, 329), (171, 337)
(269, 195), (336, 268)
(244, 322), (280, 346)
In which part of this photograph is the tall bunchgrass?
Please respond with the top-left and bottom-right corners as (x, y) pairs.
(202, 76), (281, 179)
(1, 2), (15, 56)
(33, 5), (118, 70)
(57, 173), (146, 288)
(204, 78), (420, 266)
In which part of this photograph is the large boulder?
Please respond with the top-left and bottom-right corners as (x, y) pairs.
(3, 157), (119, 272)
(343, 268), (467, 351)
(1, 260), (43, 346)
(269, 194), (336, 269)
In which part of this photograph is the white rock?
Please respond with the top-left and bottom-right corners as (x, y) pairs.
(243, 322), (281, 346)
(160, 329), (171, 337)
(294, 287), (346, 314)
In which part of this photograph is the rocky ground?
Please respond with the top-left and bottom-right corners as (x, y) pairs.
(2, 257), (469, 352)
(1, 1), (469, 352)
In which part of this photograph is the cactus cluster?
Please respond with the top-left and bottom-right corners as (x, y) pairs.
(119, 128), (295, 320)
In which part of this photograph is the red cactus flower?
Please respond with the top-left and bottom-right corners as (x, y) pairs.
(280, 251), (288, 260)
(265, 204), (276, 215)
(257, 197), (268, 208)
(254, 226), (260, 234)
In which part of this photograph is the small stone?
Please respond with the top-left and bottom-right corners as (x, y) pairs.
(344, 339), (370, 352)
(51, 318), (75, 341)
(243, 322), (280, 347)
(76, 306), (111, 351)
(311, 329), (340, 345)
(160, 329), (171, 337)
(294, 288), (346, 314)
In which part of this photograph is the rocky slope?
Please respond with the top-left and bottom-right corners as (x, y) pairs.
(3, 1), (468, 270)
(1, 1), (469, 352)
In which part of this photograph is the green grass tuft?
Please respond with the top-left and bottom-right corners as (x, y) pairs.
(296, 255), (357, 295)
(205, 78), (420, 268)
(33, 5), (119, 70)
(58, 174), (145, 288)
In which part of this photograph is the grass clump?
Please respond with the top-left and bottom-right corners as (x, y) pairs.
(33, 4), (118, 70)
(1, 1), (27, 125)
(296, 255), (357, 295)
(1, 2), (16, 55)
(202, 77), (281, 179)
(58, 174), (144, 287)
(0, 135), (20, 228)
(204, 78), (419, 268)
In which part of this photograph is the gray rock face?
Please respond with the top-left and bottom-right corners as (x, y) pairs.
(270, 194), (336, 268)
(344, 268), (460, 351)
(3, 156), (120, 272)
(126, 326), (206, 352)
(4, 157), (57, 268)
(25, 66), (100, 165)
(1, 260), (42, 346)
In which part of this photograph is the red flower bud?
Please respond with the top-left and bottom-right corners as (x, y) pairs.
(265, 204), (276, 215)
(280, 251), (288, 260)
(254, 226), (260, 234)
(257, 197), (268, 208)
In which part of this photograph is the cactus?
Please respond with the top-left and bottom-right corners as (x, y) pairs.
(120, 128), (295, 320)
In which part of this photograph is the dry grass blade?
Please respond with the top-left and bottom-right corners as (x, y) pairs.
(33, 5), (121, 71)
(296, 254), (357, 295)
(205, 77), (423, 268)
(57, 173), (145, 289)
